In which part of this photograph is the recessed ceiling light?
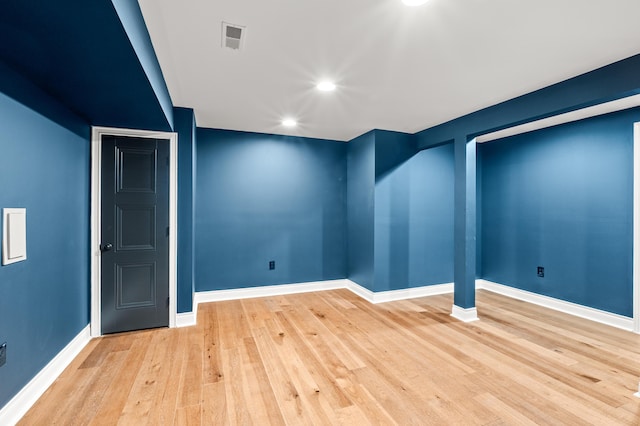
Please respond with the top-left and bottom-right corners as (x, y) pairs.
(317, 81), (336, 92)
(282, 118), (297, 127)
(402, 0), (429, 5)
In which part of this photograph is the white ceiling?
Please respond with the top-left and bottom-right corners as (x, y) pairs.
(138, 0), (640, 142)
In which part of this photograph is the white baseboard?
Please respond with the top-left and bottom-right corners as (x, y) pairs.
(181, 278), (633, 332)
(194, 279), (453, 306)
(344, 280), (376, 302)
(451, 305), (479, 322)
(192, 279), (454, 313)
(476, 279), (634, 331)
(0, 325), (91, 426)
(346, 281), (454, 304)
(176, 311), (197, 328)
(195, 279), (348, 305)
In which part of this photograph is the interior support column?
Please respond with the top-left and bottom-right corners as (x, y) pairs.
(451, 136), (478, 322)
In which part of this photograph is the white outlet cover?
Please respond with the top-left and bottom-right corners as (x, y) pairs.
(2, 208), (27, 265)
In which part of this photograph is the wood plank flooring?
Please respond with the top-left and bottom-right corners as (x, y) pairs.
(19, 289), (640, 425)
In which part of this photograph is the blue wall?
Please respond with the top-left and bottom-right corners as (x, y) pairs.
(480, 108), (638, 316)
(195, 129), (347, 291)
(0, 66), (90, 408)
(374, 142), (455, 291)
(374, 130), (416, 181)
(348, 130), (455, 292)
(174, 108), (196, 312)
(0, 62), (86, 138)
(347, 131), (375, 290)
(415, 53), (640, 310)
(110, 0), (173, 129)
(0, 1), (172, 132)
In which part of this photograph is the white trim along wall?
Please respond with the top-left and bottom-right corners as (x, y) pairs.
(90, 126), (179, 337)
(0, 326), (91, 426)
(187, 278), (634, 331)
(477, 280), (634, 331)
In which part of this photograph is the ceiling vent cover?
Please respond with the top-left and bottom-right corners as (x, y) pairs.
(222, 22), (246, 51)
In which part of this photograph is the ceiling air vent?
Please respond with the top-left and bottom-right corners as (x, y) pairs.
(222, 22), (246, 51)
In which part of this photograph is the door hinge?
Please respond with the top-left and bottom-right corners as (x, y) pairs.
(166, 226), (170, 237)
(167, 297), (170, 307)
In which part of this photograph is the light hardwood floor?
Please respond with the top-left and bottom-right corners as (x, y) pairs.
(19, 289), (640, 425)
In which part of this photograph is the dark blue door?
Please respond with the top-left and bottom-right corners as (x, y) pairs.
(101, 136), (170, 334)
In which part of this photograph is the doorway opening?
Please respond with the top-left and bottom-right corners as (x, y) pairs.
(90, 127), (178, 337)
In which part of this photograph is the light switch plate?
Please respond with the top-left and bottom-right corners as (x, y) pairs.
(2, 208), (27, 265)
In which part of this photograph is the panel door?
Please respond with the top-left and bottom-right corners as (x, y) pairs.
(101, 135), (169, 334)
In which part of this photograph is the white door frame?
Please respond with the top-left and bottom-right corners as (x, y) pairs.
(90, 126), (178, 337)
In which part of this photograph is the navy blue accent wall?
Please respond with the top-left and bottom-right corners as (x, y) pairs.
(375, 130), (417, 181)
(110, 0), (173, 128)
(0, 69), (90, 408)
(347, 131), (375, 290)
(0, 1), (172, 132)
(174, 108), (196, 312)
(480, 108), (638, 316)
(0, 62), (86, 138)
(195, 129), (347, 291)
(374, 141), (455, 291)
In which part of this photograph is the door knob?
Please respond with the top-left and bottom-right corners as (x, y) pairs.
(101, 243), (113, 252)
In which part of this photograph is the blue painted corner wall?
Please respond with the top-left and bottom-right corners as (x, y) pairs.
(347, 129), (455, 292)
(0, 64), (90, 409)
(174, 107), (196, 313)
(480, 108), (639, 316)
(189, 125), (453, 297)
(374, 142), (455, 291)
(347, 131), (376, 290)
(195, 129), (347, 291)
(374, 130), (416, 181)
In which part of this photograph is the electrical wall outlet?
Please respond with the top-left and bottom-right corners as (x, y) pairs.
(537, 266), (545, 278)
(269, 260), (275, 270)
(0, 342), (6, 367)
